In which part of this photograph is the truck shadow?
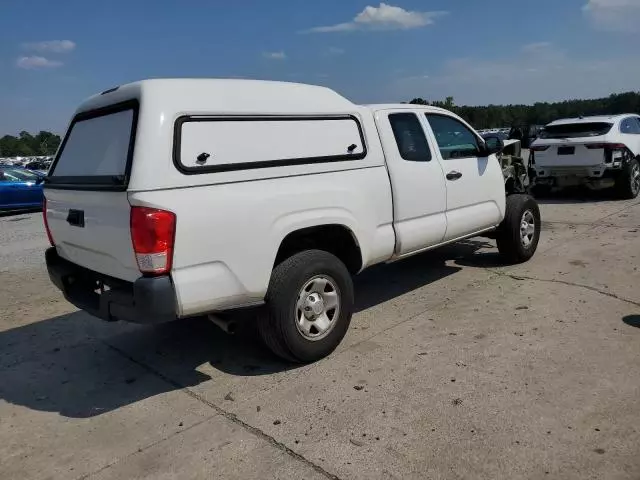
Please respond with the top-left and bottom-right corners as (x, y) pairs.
(354, 239), (494, 311)
(622, 315), (640, 328)
(0, 239), (493, 418)
(0, 207), (41, 218)
(532, 187), (620, 204)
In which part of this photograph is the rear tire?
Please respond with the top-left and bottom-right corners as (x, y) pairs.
(615, 156), (640, 200)
(258, 250), (354, 363)
(496, 194), (541, 264)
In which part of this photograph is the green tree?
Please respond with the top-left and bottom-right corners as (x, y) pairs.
(0, 131), (61, 157)
(407, 91), (640, 129)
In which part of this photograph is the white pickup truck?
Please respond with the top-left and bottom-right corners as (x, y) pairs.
(44, 79), (541, 362)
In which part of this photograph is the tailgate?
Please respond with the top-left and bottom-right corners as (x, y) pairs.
(44, 100), (141, 282)
(46, 190), (139, 281)
(535, 121), (613, 168)
(534, 143), (605, 168)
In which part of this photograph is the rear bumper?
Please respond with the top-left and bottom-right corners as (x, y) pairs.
(45, 247), (177, 324)
(536, 165), (607, 178)
(534, 164), (621, 189)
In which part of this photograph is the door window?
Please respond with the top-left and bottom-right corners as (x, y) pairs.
(626, 117), (640, 134)
(620, 117), (640, 134)
(425, 114), (481, 160)
(388, 113), (432, 162)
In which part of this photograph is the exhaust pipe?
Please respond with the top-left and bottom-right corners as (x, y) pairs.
(208, 314), (237, 335)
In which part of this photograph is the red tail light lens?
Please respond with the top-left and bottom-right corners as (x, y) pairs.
(42, 197), (54, 246)
(130, 207), (176, 275)
(586, 143), (626, 150)
(530, 145), (550, 152)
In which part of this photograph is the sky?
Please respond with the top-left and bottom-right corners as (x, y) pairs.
(1, 0), (639, 134)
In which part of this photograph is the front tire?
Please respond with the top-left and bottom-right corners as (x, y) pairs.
(615, 156), (640, 200)
(258, 250), (354, 363)
(496, 194), (541, 264)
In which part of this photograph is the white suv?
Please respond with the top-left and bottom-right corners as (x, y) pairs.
(531, 114), (640, 198)
(44, 79), (540, 362)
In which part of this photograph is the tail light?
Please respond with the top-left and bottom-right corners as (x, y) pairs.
(586, 143), (626, 150)
(530, 145), (550, 152)
(42, 197), (54, 246)
(130, 207), (176, 275)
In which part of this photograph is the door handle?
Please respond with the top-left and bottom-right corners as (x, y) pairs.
(446, 171), (463, 181)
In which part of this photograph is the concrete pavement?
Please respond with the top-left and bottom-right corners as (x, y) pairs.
(1, 193), (639, 480)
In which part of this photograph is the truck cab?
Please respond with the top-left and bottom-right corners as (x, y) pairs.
(370, 105), (507, 254)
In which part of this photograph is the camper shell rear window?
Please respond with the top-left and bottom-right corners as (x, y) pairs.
(46, 100), (139, 190)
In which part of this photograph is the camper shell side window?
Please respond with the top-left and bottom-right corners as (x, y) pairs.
(172, 115), (367, 174)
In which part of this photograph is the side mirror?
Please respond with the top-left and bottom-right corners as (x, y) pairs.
(483, 135), (504, 155)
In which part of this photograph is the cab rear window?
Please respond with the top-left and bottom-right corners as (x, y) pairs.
(46, 100), (138, 190)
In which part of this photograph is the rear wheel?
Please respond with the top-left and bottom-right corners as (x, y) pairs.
(258, 250), (354, 363)
(496, 194), (541, 264)
(615, 156), (640, 200)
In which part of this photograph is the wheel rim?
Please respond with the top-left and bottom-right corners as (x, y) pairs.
(631, 161), (640, 196)
(295, 275), (341, 341)
(520, 210), (536, 248)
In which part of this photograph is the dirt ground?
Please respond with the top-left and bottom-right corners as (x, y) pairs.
(1, 192), (639, 480)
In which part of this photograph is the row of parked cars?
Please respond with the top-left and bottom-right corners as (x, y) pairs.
(1, 156), (53, 173)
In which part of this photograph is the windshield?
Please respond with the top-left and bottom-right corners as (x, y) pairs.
(540, 122), (613, 139)
(48, 102), (137, 187)
(0, 167), (40, 181)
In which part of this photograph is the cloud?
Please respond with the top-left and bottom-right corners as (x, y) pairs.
(22, 40), (76, 53)
(583, 0), (640, 32)
(392, 47), (640, 106)
(522, 41), (552, 52)
(327, 47), (345, 55)
(16, 56), (63, 69)
(402, 73), (430, 80)
(263, 51), (286, 60)
(303, 3), (447, 33)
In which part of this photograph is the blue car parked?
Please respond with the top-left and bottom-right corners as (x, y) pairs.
(0, 166), (45, 210)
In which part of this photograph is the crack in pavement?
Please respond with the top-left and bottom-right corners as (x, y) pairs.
(96, 341), (342, 480)
(531, 201), (640, 259)
(74, 415), (217, 480)
(496, 200), (640, 308)
(544, 221), (639, 229)
(340, 202), (640, 354)
(491, 271), (640, 308)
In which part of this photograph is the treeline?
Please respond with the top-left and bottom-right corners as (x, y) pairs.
(0, 131), (61, 157)
(409, 92), (640, 129)
(4, 91), (640, 154)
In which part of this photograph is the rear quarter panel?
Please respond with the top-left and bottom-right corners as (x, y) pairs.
(128, 107), (394, 316)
